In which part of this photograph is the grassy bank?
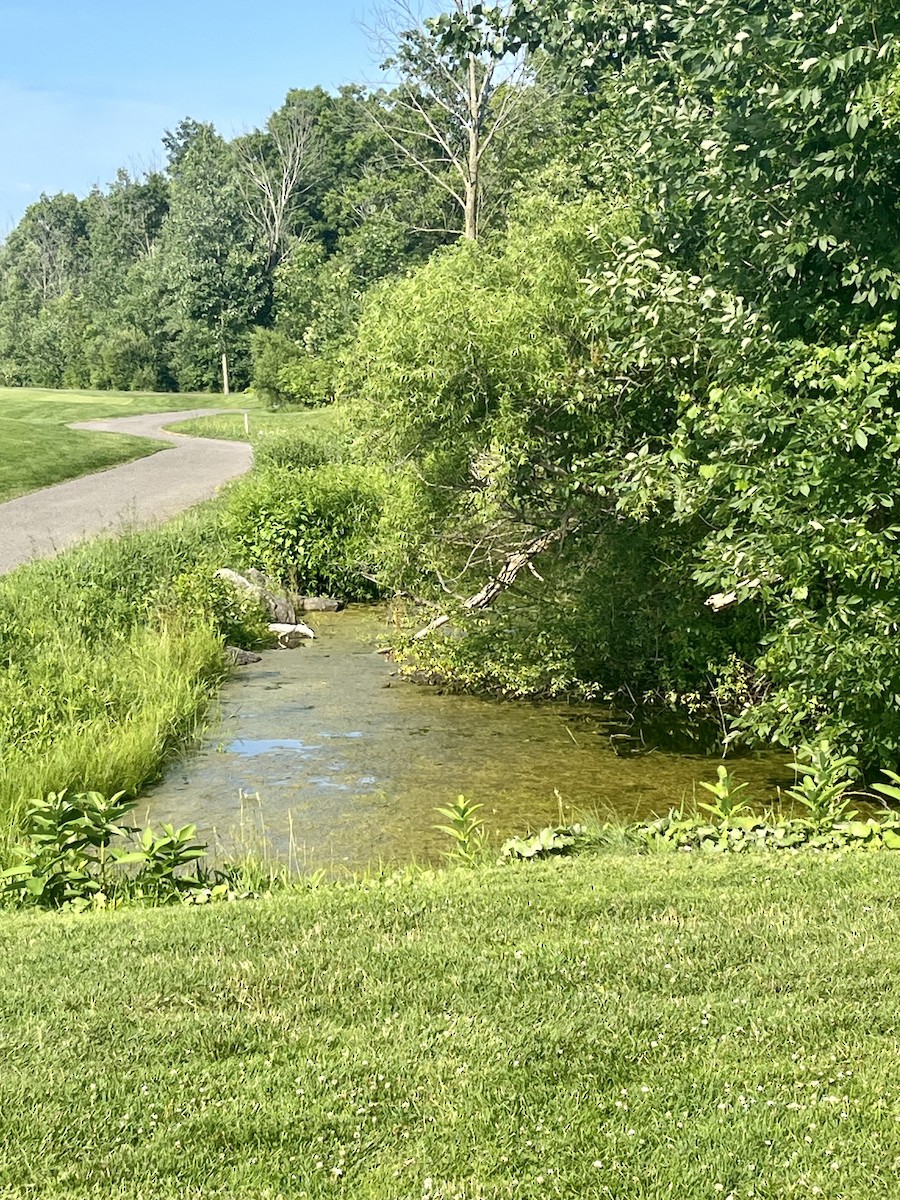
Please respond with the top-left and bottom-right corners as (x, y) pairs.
(0, 388), (259, 502)
(0, 851), (898, 1198)
(0, 511), (270, 860)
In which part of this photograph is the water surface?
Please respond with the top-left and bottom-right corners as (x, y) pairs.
(144, 607), (788, 871)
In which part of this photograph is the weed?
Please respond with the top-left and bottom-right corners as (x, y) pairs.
(434, 795), (486, 866)
(0, 789), (228, 910)
(697, 764), (753, 823)
(782, 740), (859, 827)
(114, 823), (209, 902)
(873, 768), (900, 804)
(0, 789), (134, 908)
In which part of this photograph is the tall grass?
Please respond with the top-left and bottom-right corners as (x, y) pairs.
(0, 510), (262, 861)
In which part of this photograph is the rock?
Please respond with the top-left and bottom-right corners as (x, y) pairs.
(297, 596), (341, 612)
(225, 645), (263, 666)
(215, 568), (296, 624)
(268, 621), (316, 648)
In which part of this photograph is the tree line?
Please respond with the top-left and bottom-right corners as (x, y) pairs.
(0, 7), (558, 397)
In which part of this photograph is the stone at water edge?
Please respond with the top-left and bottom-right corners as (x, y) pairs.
(269, 622), (316, 648)
(298, 596), (341, 612)
(225, 645), (263, 666)
(215, 567), (296, 624)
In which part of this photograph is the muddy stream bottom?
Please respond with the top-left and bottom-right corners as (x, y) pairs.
(143, 607), (789, 872)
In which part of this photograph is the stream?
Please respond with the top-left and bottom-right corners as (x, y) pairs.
(143, 606), (789, 872)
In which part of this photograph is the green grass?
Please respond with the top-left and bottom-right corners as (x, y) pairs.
(0, 852), (898, 1198)
(0, 513), (271, 859)
(0, 416), (164, 503)
(0, 386), (259, 424)
(0, 388), (261, 502)
(165, 407), (338, 442)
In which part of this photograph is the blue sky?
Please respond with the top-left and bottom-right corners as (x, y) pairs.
(0, 0), (389, 235)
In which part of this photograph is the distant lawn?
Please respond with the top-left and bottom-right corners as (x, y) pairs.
(165, 407), (338, 442)
(0, 417), (166, 503)
(0, 852), (898, 1198)
(0, 387), (261, 502)
(0, 386), (259, 424)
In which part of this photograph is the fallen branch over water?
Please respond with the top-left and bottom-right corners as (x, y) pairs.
(414, 524), (574, 639)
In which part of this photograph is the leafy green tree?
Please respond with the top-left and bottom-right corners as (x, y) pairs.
(462, 0), (900, 328)
(162, 127), (268, 393)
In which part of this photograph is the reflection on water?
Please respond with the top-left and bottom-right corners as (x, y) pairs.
(143, 606), (790, 871)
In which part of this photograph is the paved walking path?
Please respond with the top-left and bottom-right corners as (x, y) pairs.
(0, 410), (252, 576)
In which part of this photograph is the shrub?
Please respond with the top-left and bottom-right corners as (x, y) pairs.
(251, 329), (340, 409)
(222, 462), (385, 599)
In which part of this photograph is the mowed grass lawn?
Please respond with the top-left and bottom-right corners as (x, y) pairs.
(1, 852), (899, 1199)
(165, 407), (337, 443)
(0, 388), (260, 502)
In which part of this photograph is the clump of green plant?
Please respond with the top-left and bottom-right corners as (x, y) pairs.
(0, 790), (134, 908)
(625, 745), (900, 855)
(222, 462), (385, 599)
(697, 765), (753, 823)
(113, 822), (211, 904)
(253, 428), (339, 473)
(500, 823), (587, 861)
(635, 808), (900, 854)
(166, 566), (273, 648)
(782, 740), (859, 828)
(435, 796), (486, 866)
(0, 789), (223, 910)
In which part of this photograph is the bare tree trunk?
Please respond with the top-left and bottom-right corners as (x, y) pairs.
(464, 54), (480, 240)
(221, 351), (230, 396)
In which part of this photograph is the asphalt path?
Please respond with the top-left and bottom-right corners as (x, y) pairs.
(0, 409), (252, 576)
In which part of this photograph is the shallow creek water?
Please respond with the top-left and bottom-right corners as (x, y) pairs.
(144, 607), (789, 872)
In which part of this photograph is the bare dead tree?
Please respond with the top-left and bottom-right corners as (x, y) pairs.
(234, 107), (318, 268)
(28, 220), (73, 301)
(370, 0), (531, 240)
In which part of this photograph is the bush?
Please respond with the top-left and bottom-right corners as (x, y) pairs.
(251, 329), (339, 409)
(252, 427), (340, 473)
(222, 462), (385, 599)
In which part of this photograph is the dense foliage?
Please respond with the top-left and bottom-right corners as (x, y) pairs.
(4, 0), (900, 769)
(331, 0), (900, 770)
